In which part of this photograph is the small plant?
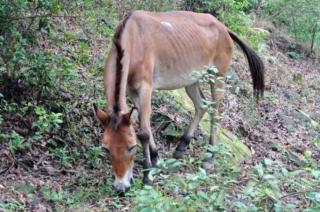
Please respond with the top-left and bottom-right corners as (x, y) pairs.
(41, 185), (64, 203)
(77, 42), (90, 65)
(0, 202), (25, 211)
(244, 162), (281, 207)
(50, 147), (74, 168)
(190, 66), (224, 113)
(6, 131), (28, 154)
(287, 51), (301, 59)
(84, 146), (104, 168)
(32, 106), (63, 133)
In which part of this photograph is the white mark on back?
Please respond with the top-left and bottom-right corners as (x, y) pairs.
(161, 21), (174, 31)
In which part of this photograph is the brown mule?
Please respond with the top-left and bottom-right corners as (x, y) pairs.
(95, 10), (264, 192)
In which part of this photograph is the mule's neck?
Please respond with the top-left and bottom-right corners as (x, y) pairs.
(105, 13), (132, 115)
(104, 44), (131, 115)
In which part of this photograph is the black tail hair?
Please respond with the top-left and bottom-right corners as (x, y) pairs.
(228, 30), (265, 99)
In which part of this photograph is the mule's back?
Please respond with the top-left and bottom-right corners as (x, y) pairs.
(121, 11), (233, 89)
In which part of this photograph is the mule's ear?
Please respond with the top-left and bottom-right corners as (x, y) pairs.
(94, 104), (109, 126)
(122, 107), (137, 125)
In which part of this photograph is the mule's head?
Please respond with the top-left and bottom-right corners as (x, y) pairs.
(95, 106), (137, 192)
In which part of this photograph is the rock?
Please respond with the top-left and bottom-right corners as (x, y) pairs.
(293, 73), (304, 85)
(283, 91), (293, 100)
(161, 123), (182, 138)
(168, 88), (252, 169)
(226, 70), (240, 82)
(287, 150), (307, 166)
(32, 204), (48, 212)
(292, 110), (319, 128)
(169, 89), (195, 112)
(277, 112), (297, 129)
(48, 102), (62, 113)
(214, 128), (252, 170)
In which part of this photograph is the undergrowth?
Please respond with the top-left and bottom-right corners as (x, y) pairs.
(132, 131), (320, 212)
(0, 0), (320, 211)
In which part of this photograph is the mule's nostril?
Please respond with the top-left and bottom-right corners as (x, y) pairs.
(112, 185), (125, 196)
(112, 184), (125, 193)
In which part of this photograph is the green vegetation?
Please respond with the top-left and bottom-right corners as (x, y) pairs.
(261, 0), (320, 54)
(1, 0), (319, 211)
(133, 150), (320, 211)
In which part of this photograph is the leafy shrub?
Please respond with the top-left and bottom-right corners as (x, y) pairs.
(32, 106), (63, 133)
(133, 151), (320, 211)
(117, 0), (179, 15)
(262, 0), (320, 54)
(6, 131), (28, 154)
(181, 0), (268, 50)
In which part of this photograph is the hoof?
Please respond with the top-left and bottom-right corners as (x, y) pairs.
(173, 150), (184, 159)
(143, 175), (153, 185)
(151, 157), (158, 167)
(151, 151), (159, 167)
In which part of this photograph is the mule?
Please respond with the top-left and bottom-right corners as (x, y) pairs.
(95, 10), (264, 192)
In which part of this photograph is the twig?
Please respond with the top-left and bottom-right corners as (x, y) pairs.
(280, 189), (320, 199)
(0, 150), (16, 175)
(0, 14), (78, 21)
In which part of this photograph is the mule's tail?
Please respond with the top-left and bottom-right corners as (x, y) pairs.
(228, 30), (265, 99)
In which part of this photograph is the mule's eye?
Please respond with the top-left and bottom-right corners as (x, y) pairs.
(103, 147), (110, 155)
(128, 145), (136, 153)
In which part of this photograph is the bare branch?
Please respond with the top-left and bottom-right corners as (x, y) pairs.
(0, 14), (78, 21)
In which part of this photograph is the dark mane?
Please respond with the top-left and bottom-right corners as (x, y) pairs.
(111, 12), (132, 128)
(113, 12), (132, 114)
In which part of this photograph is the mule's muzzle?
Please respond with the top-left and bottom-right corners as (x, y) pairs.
(113, 166), (134, 192)
(112, 176), (134, 192)
(112, 182), (130, 193)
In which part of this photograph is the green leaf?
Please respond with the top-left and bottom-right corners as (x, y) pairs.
(263, 158), (273, 166)
(254, 164), (264, 177)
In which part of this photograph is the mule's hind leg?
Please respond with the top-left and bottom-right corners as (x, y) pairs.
(173, 82), (207, 159)
(135, 82), (158, 184)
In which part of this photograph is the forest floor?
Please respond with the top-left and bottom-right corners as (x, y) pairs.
(0, 17), (320, 211)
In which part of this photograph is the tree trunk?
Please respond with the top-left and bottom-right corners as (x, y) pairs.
(310, 23), (318, 55)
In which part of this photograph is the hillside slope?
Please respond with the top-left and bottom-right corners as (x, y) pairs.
(1, 11), (320, 212)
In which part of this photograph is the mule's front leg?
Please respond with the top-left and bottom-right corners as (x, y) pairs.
(136, 82), (158, 184)
(137, 131), (153, 184)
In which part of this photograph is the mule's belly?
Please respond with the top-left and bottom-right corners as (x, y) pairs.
(151, 28), (217, 90)
(152, 65), (199, 90)
(152, 53), (212, 90)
